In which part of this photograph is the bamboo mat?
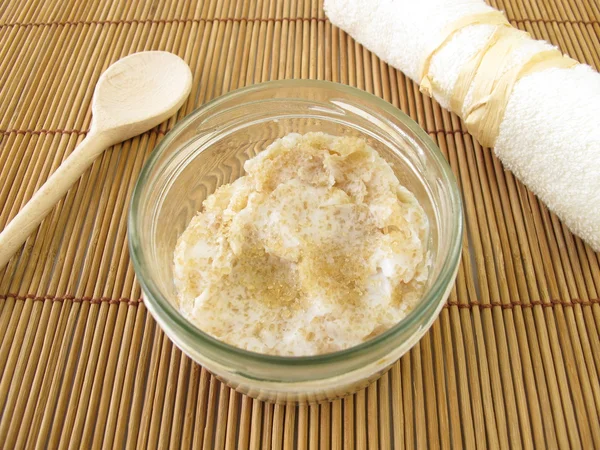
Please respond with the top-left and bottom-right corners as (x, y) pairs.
(1, 0), (600, 447)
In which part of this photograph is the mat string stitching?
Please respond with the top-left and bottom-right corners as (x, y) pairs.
(1, 293), (598, 309)
(0, 17), (330, 30)
(0, 17), (597, 30)
(0, 128), (472, 137)
(0, 293), (142, 305)
(0, 128), (168, 137)
(446, 298), (600, 309)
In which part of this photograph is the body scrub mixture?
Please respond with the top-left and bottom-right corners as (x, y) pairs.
(174, 133), (429, 356)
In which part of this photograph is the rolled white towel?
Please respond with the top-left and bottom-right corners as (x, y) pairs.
(325, 0), (600, 251)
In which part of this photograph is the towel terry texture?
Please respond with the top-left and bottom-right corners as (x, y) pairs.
(325, 0), (600, 251)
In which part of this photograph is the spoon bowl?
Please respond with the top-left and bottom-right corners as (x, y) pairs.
(92, 51), (193, 140)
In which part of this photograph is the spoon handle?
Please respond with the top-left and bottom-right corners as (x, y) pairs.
(0, 131), (109, 269)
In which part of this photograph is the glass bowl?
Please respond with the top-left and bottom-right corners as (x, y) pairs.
(129, 80), (462, 403)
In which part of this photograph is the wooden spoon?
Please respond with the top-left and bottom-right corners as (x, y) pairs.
(0, 51), (192, 268)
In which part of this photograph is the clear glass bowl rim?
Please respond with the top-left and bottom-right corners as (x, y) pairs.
(128, 79), (463, 370)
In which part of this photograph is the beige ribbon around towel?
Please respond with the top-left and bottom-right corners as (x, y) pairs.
(419, 13), (577, 147)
